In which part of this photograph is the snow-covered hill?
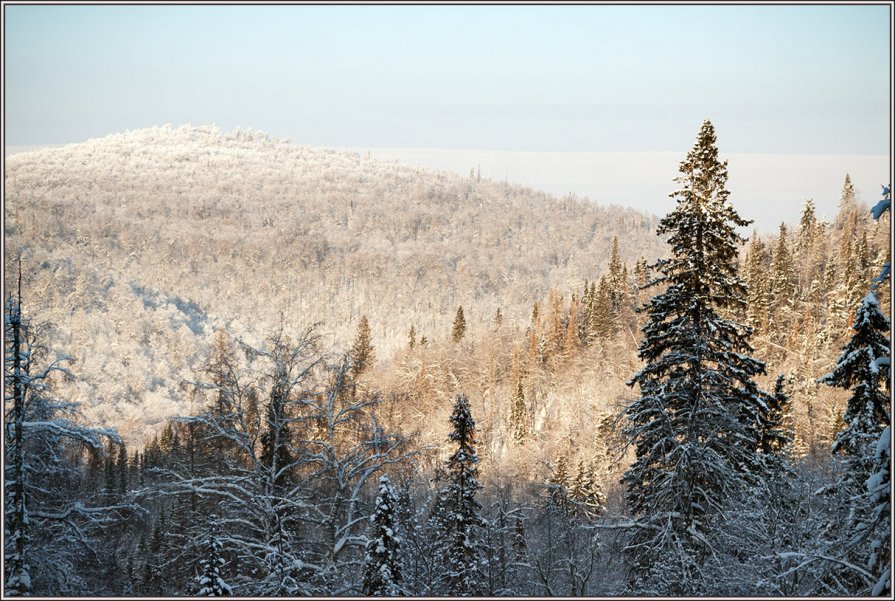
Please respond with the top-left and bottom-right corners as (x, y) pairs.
(4, 125), (665, 444)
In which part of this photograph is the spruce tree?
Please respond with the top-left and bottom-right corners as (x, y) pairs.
(590, 276), (613, 339)
(362, 475), (403, 596)
(622, 120), (766, 594)
(547, 453), (570, 507)
(438, 394), (484, 595)
(745, 234), (769, 333)
(452, 306), (467, 343)
(350, 315), (375, 378)
(769, 223), (796, 336)
(117, 442), (128, 494)
(758, 375), (794, 457)
(571, 460), (606, 518)
(864, 185), (891, 597)
(195, 524), (232, 596)
(608, 236), (626, 315)
(821, 292), (890, 487)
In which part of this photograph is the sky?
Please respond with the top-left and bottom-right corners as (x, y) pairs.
(4, 4), (892, 154)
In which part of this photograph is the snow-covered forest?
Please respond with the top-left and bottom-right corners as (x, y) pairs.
(3, 121), (891, 596)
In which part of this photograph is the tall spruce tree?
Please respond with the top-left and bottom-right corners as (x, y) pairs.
(769, 223), (796, 337)
(864, 185), (891, 597)
(621, 120), (766, 594)
(362, 475), (403, 596)
(438, 394), (484, 595)
(608, 236), (626, 315)
(820, 292), (890, 487)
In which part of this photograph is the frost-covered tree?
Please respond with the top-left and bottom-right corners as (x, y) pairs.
(4, 276), (137, 596)
(608, 236), (626, 315)
(622, 120), (766, 594)
(166, 328), (323, 596)
(858, 185), (891, 597)
(745, 234), (770, 333)
(769, 223), (796, 336)
(435, 394), (485, 595)
(362, 475), (403, 596)
(821, 292), (890, 486)
(170, 341), (409, 596)
(195, 524), (232, 596)
(758, 375), (794, 458)
(570, 460), (606, 518)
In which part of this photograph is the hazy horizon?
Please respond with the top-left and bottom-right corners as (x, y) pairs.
(6, 136), (888, 235)
(5, 4), (891, 155)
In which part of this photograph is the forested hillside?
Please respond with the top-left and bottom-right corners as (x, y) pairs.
(3, 125), (663, 442)
(3, 123), (890, 597)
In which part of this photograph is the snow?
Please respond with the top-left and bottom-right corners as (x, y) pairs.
(874, 427), (890, 459)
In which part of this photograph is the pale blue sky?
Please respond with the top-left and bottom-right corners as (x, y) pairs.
(4, 4), (891, 153)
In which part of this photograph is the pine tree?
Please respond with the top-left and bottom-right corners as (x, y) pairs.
(195, 524), (232, 596)
(452, 306), (467, 344)
(350, 315), (375, 378)
(622, 120), (766, 594)
(437, 394), (484, 595)
(821, 292), (890, 487)
(362, 475), (403, 596)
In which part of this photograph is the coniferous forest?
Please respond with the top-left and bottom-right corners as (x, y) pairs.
(3, 120), (891, 597)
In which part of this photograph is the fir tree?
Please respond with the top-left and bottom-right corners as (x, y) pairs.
(821, 292), (890, 487)
(864, 185), (891, 597)
(769, 223), (796, 335)
(195, 524), (232, 596)
(608, 236), (626, 315)
(570, 460), (606, 518)
(590, 276), (613, 339)
(116, 442), (128, 494)
(622, 120), (766, 594)
(547, 453), (570, 507)
(452, 306), (467, 344)
(408, 324), (417, 351)
(758, 375), (794, 457)
(362, 475), (403, 596)
(350, 315), (375, 378)
(437, 394), (484, 595)
(745, 233), (769, 333)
